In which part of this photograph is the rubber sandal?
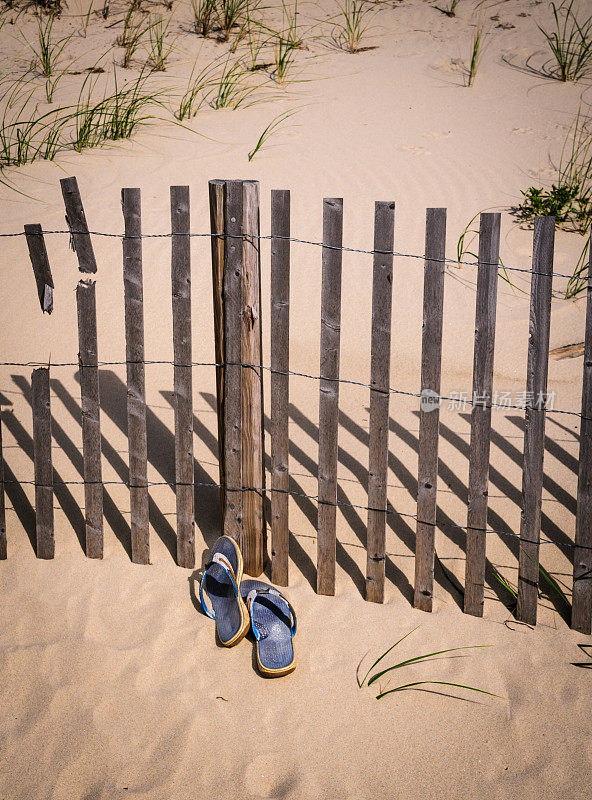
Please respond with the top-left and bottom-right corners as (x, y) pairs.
(240, 580), (297, 677)
(199, 536), (250, 647)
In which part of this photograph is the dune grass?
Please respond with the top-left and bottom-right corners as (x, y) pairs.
(24, 11), (73, 102)
(434, 0), (460, 17)
(357, 626), (502, 701)
(248, 106), (297, 159)
(272, 0), (299, 82)
(212, 57), (259, 108)
(147, 13), (175, 71)
(0, 77), (70, 168)
(73, 68), (162, 151)
(217, 0), (251, 42)
(191, 0), (217, 36)
(118, 8), (149, 69)
(466, 25), (483, 86)
(333, 0), (374, 54)
(538, 0), (592, 82)
(516, 107), (592, 297)
(176, 55), (219, 119)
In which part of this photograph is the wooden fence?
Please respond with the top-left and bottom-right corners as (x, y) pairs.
(1, 177), (591, 636)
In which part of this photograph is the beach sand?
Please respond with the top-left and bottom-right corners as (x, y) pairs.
(0, 1), (591, 797)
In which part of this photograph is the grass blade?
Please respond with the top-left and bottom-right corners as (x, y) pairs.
(376, 680), (503, 700)
(356, 626), (420, 688)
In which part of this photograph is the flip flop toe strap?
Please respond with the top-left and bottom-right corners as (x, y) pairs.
(199, 552), (239, 620)
(246, 588), (297, 641)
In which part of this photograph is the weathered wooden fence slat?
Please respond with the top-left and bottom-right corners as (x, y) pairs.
(241, 180), (265, 576)
(464, 212), (501, 617)
(270, 189), (291, 586)
(365, 200), (395, 604)
(171, 185), (195, 569)
(60, 176), (97, 274)
(223, 180), (244, 543)
(516, 216), (555, 626)
(572, 240), (592, 635)
(32, 367), (54, 559)
(0, 414), (6, 560)
(414, 208), (447, 612)
(317, 197), (344, 596)
(76, 279), (103, 559)
(122, 187), (149, 565)
(25, 224), (54, 314)
(209, 179), (226, 515)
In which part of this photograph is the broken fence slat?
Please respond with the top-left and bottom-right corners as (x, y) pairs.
(24, 224), (54, 314)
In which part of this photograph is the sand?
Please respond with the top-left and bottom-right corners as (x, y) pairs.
(0, 0), (591, 798)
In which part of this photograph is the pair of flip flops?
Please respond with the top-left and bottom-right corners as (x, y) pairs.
(199, 536), (297, 677)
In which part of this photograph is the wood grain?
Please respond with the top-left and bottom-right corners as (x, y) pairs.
(209, 180), (226, 515)
(241, 180), (265, 575)
(572, 240), (592, 634)
(270, 189), (291, 586)
(223, 180), (244, 543)
(24, 224), (54, 314)
(122, 188), (149, 565)
(60, 176), (97, 274)
(76, 279), (103, 559)
(414, 208), (447, 612)
(32, 367), (54, 559)
(464, 213), (500, 617)
(516, 215), (555, 626)
(365, 200), (395, 604)
(317, 198), (343, 596)
(171, 185), (195, 569)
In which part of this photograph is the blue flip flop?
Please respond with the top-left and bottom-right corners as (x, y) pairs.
(199, 536), (250, 647)
(240, 580), (297, 677)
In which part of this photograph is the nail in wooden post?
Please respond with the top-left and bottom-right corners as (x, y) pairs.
(517, 216), (555, 626)
(270, 189), (291, 586)
(32, 367), (54, 559)
(60, 176), (97, 274)
(241, 181), (265, 575)
(464, 213), (501, 617)
(0, 414), (6, 560)
(77, 279), (103, 558)
(414, 208), (447, 612)
(223, 180), (244, 543)
(122, 188), (149, 565)
(24, 224), (54, 314)
(209, 179), (226, 515)
(572, 241), (592, 634)
(171, 185), (195, 569)
(366, 201), (395, 604)
(317, 198), (344, 596)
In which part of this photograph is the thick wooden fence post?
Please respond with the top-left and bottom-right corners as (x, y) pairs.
(464, 213), (501, 616)
(517, 216), (555, 626)
(572, 241), (592, 634)
(171, 185), (195, 569)
(241, 181), (265, 576)
(223, 180), (244, 543)
(60, 176), (97, 274)
(270, 189), (291, 586)
(76, 280), (103, 559)
(32, 367), (54, 559)
(122, 188), (149, 565)
(0, 414), (6, 560)
(366, 201), (395, 604)
(414, 208), (447, 612)
(209, 179), (226, 515)
(317, 198), (344, 596)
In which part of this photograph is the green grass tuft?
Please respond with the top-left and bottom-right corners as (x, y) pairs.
(538, 0), (592, 82)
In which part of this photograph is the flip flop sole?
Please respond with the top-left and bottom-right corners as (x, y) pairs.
(208, 537), (250, 647)
(241, 579), (296, 676)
